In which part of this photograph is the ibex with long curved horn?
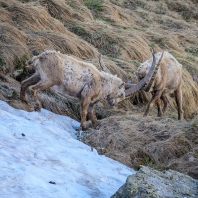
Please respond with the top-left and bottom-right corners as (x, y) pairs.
(133, 51), (183, 120)
(20, 50), (162, 130)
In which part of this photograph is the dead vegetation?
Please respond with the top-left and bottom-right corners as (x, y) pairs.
(1, 0), (198, 118)
(82, 113), (198, 179)
(0, 0), (198, 178)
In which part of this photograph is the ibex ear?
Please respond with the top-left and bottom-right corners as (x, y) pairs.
(32, 49), (40, 56)
(39, 54), (46, 61)
(119, 82), (125, 89)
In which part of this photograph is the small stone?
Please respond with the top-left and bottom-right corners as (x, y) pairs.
(49, 181), (56, 185)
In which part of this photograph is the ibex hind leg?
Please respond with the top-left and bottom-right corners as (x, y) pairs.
(29, 80), (52, 112)
(156, 100), (162, 117)
(20, 72), (40, 103)
(174, 87), (183, 120)
(161, 94), (169, 116)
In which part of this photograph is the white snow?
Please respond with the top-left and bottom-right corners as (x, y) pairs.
(0, 100), (135, 198)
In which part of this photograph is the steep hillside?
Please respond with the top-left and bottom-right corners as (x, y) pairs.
(0, 0), (198, 178)
(83, 112), (198, 179)
(0, 0), (198, 118)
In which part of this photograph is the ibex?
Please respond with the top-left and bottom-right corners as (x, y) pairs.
(134, 51), (183, 120)
(20, 50), (163, 130)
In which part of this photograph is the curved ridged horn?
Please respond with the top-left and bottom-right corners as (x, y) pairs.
(125, 51), (164, 97)
(144, 51), (164, 92)
(125, 83), (135, 89)
(119, 82), (125, 89)
(98, 53), (111, 74)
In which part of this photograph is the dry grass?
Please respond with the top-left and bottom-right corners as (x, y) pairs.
(0, 0), (198, 118)
(82, 114), (198, 179)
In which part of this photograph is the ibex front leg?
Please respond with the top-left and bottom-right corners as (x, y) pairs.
(80, 99), (91, 131)
(29, 80), (52, 111)
(88, 103), (98, 128)
(144, 90), (163, 117)
(20, 72), (40, 103)
(80, 85), (96, 130)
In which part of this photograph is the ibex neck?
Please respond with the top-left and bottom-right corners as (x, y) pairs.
(100, 71), (120, 97)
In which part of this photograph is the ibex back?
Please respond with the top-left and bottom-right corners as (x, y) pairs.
(20, 50), (164, 130)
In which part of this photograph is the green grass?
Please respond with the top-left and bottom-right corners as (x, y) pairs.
(14, 55), (28, 70)
(84, 0), (104, 17)
(187, 55), (197, 62)
(1, 2), (8, 8)
(185, 46), (198, 57)
(155, 37), (168, 47)
(131, 60), (140, 67)
(0, 57), (6, 67)
(148, 42), (156, 49)
(155, 2), (167, 14)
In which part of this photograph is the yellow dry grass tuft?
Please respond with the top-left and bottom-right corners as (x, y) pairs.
(82, 114), (198, 179)
(0, 0), (198, 119)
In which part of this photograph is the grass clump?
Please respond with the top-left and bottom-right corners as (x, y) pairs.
(154, 37), (168, 47)
(185, 46), (198, 57)
(129, 0), (150, 10)
(66, 22), (90, 38)
(187, 55), (197, 62)
(84, 0), (103, 11)
(14, 55), (28, 70)
(1, 2), (8, 8)
(155, 2), (167, 15)
(148, 42), (156, 49)
(84, 0), (104, 17)
(0, 57), (6, 67)
(66, 22), (123, 58)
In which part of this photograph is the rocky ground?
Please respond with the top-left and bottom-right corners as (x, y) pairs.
(111, 166), (198, 198)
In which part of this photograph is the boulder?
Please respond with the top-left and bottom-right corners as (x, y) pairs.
(111, 166), (198, 198)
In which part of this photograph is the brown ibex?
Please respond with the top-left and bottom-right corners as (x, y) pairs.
(133, 51), (183, 120)
(20, 50), (163, 130)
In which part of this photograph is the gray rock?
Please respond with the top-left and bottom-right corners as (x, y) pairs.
(111, 166), (198, 198)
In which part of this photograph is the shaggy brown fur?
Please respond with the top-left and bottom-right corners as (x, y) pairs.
(20, 50), (163, 129)
(135, 51), (183, 120)
(20, 50), (126, 130)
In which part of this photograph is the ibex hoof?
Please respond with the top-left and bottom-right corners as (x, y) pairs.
(82, 127), (88, 131)
(34, 103), (41, 112)
(21, 98), (28, 104)
(90, 121), (98, 129)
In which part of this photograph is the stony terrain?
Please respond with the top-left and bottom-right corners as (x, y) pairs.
(112, 166), (198, 198)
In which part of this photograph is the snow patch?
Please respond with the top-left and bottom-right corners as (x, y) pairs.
(0, 100), (135, 198)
